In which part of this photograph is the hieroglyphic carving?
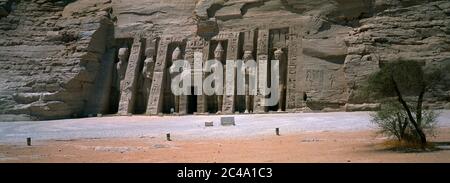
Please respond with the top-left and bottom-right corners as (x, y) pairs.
(187, 36), (208, 50)
(329, 74), (335, 88)
(225, 32), (240, 61)
(306, 69), (325, 86)
(287, 26), (301, 110)
(257, 30), (268, 54)
(146, 37), (171, 115)
(212, 32), (233, 41)
(185, 37), (206, 70)
(118, 38), (144, 115)
(224, 32), (240, 114)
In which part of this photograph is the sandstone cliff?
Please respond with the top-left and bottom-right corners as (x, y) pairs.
(0, 0), (449, 121)
(0, 0), (115, 121)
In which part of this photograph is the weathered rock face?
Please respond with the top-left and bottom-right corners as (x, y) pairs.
(0, 0), (449, 121)
(0, 0), (115, 121)
(344, 0), (450, 106)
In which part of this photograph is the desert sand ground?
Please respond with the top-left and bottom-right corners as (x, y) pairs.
(1, 129), (450, 163)
(1, 111), (449, 163)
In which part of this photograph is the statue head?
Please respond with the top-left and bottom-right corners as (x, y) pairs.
(144, 57), (153, 65)
(144, 47), (154, 66)
(214, 42), (224, 60)
(143, 58), (153, 77)
(274, 48), (283, 60)
(243, 50), (253, 60)
(118, 47), (129, 62)
(172, 46), (182, 61)
(145, 48), (154, 58)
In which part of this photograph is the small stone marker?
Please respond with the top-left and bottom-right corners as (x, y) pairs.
(27, 137), (31, 146)
(205, 121), (214, 127)
(127, 113), (133, 116)
(276, 128), (280, 136)
(220, 117), (235, 126)
(166, 133), (171, 141)
(97, 113), (102, 117)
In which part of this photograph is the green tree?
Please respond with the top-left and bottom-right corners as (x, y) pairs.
(371, 101), (438, 143)
(366, 61), (445, 146)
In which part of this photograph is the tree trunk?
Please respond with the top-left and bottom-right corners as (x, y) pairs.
(391, 77), (427, 146)
(416, 88), (425, 127)
(415, 87), (427, 146)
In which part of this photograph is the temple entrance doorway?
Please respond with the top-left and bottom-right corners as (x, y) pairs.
(187, 87), (197, 114)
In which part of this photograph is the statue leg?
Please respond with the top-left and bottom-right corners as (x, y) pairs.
(174, 96), (180, 113)
(244, 84), (250, 114)
(278, 85), (283, 112)
(250, 95), (254, 113)
(245, 94), (250, 114)
(217, 95), (223, 114)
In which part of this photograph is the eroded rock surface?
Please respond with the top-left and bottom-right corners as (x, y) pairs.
(0, 0), (115, 120)
(0, 0), (449, 121)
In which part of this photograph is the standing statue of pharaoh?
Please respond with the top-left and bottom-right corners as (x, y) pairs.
(117, 47), (129, 91)
(242, 50), (254, 113)
(213, 43), (224, 114)
(274, 48), (286, 112)
(142, 48), (154, 80)
(170, 46), (182, 113)
(141, 47), (155, 105)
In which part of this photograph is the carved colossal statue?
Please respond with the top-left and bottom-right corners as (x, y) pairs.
(214, 43), (224, 114)
(142, 48), (154, 79)
(172, 46), (182, 61)
(117, 47), (129, 91)
(274, 48), (286, 112)
(171, 46), (182, 113)
(242, 50), (253, 113)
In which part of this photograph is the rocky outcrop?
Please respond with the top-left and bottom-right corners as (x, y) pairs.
(0, 0), (449, 121)
(345, 1), (450, 106)
(0, 0), (115, 121)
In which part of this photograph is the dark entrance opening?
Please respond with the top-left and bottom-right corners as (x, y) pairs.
(235, 95), (246, 113)
(187, 87), (197, 114)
